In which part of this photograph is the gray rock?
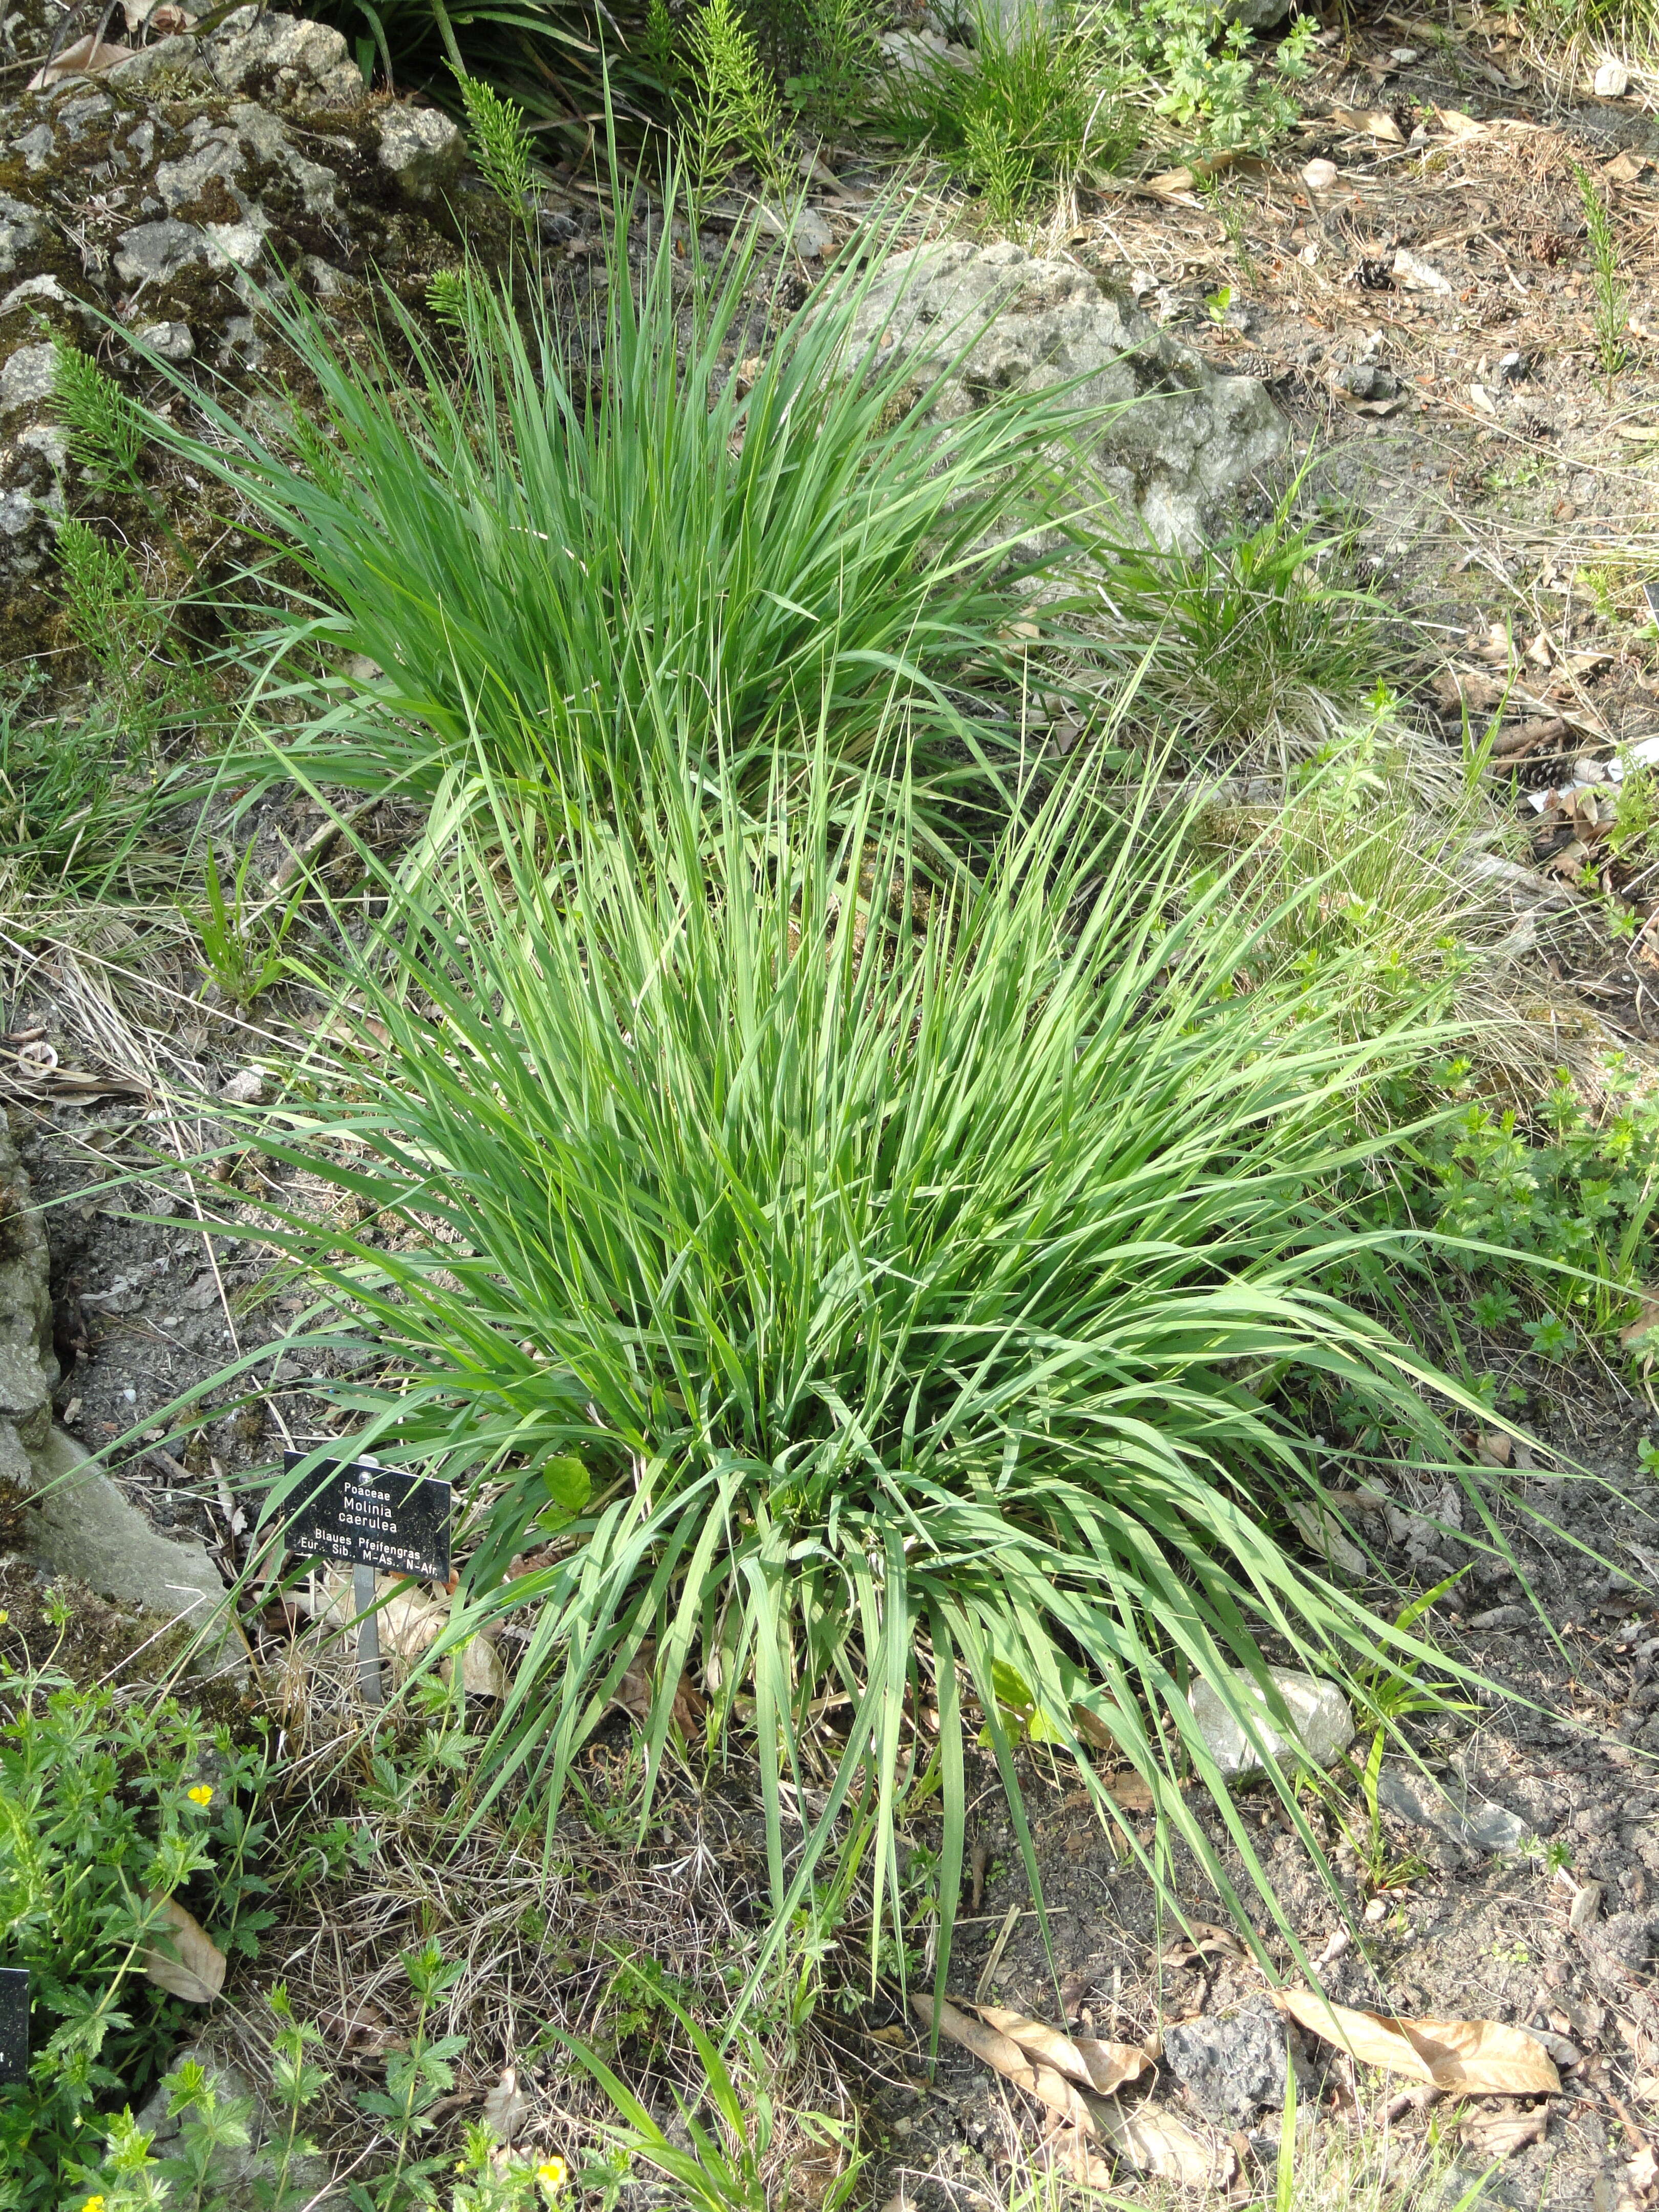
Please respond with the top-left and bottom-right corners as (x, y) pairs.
(108, 35), (216, 92)
(0, 1121), (55, 1444)
(1226, 0), (1290, 25)
(1162, 2000), (1305, 2123)
(758, 202), (833, 258)
(1188, 1666), (1355, 1779)
(878, 26), (973, 74)
(1375, 1766), (1527, 1853)
(0, 194), (42, 274)
(842, 240), (1286, 549)
(12, 124), (55, 173)
(207, 9), (361, 108)
(376, 104), (464, 199)
(137, 320), (196, 361)
(115, 219), (212, 288)
(0, 340), (54, 416)
(135, 2041), (336, 2202)
(20, 1429), (241, 1678)
(155, 136), (245, 216)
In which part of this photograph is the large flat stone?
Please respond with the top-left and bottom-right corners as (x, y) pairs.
(21, 1428), (244, 1678)
(843, 239), (1287, 550)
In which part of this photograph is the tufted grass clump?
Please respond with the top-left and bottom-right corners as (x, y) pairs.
(881, 1), (1138, 223)
(243, 736), (1496, 1990)
(140, 188), (1099, 848)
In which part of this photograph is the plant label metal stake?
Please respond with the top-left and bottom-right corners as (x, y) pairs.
(0, 1967), (27, 2085)
(282, 1452), (452, 1707)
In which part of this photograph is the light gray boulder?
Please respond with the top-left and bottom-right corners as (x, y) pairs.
(1188, 1665), (1355, 1779)
(375, 104), (465, 199)
(19, 1428), (236, 1674)
(844, 239), (1287, 549)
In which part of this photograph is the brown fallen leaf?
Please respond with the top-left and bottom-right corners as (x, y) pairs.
(1274, 1991), (1561, 2096)
(1460, 2107), (1547, 2158)
(921, 1992), (1226, 2188)
(973, 2005), (1152, 2095)
(1476, 1431), (1512, 1469)
(143, 1896), (227, 2004)
(1103, 1768), (1156, 1814)
(1052, 2101), (1234, 2189)
(1140, 150), (1245, 199)
(1491, 717), (1568, 758)
(1332, 104), (1406, 141)
(913, 1993), (1094, 2132)
(481, 2066), (528, 2144)
(368, 1578), (509, 1698)
(1431, 670), (1503, 716)
(1621, 1299), (1659, 1351)
(1436, 106), (1486, 138)
(608, 1637), (706, 1735)
(26, 32), (133, 85)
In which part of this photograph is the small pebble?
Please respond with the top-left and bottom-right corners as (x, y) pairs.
(1594, 59), (1630, 97)
(220, 1067), (268, 1105)
(1303, 158), (1339, 192)
(1364, 1895), (1389, 1923)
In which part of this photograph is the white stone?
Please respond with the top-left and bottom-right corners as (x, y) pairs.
(840, 240), (1286, 550)
(137, 320), (195, 360)
(114, 218), (211, 287)
(757, 202), (833, 259)
(1188, 1666), (1356, 1779)
(1594, 59), (1630, 97)
(0, 342), (55, 414)
(376, 104), (464, 200)
(220, 1066), (268, 1104)
(1302, 158), (1338, 192)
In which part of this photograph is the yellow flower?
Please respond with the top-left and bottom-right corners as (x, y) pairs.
(537, 2159), (568, 2192)
(0, 1609), (9, 1626)
(187, 1783), (214, 1807)
(81, 2198), (107, 2212)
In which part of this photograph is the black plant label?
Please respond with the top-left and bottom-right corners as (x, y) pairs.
(0, 1968), (27, 2084)
(282, 1454), (452, 1581)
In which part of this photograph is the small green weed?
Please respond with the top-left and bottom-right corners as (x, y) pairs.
(1366, 1054), (1659, 1348)
(780, 0), (880, 134)
(557, 1985), (862, 2212)
(57, 520), (166, 711)
(1611, 753), (1659, 860)
(1092, 482), (1399, 763)
(1576, 163), (1629, 381)
(1099, 0), (1317, 145)
(53, 337), (146, 498)
(351, 1939), (469, 2207)
(881, 2), (1137, 223)
(187, 844), (304, 1010)
(0, 702), (163, 898)
(1334, 1579), (1466, 1892)
(457, 74), (535, 227)
(678, 0), (790, 209)
(0, 1626), (275, 2203)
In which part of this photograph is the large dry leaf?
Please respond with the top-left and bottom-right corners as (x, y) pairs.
(918, 1994), (1225, 2185)
(973, 2005), (1151, 2095)
(26, 33), (132, 84)
(1093, 2099), (1232, 2186)
(361, 1578), (508, 1698)
(481, 2066), (528, 2144)
(1332, 104), (1405, 140)
(1275, 1991), (1560, 2096)
(913, 1995), (1092, 2130)
(143, 1896), (227, 2003)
